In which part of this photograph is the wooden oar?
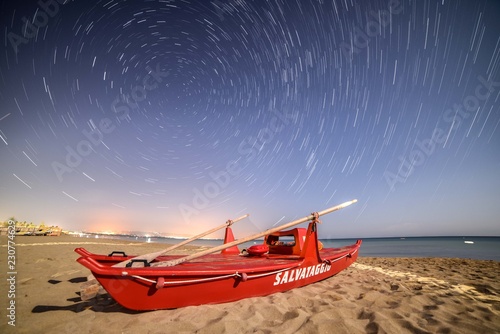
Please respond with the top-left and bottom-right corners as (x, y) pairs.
(152, 199), (358, 267)
(113, 213), (249, 268)
(79, 214), (249, 300)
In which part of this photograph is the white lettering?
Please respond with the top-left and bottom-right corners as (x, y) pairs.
(273, 263), (332, 286)
(273, 272), (282, 286)
(315, 264), (321, 275)
(288, 269), (295, 282)
(280, 271), (289, 284)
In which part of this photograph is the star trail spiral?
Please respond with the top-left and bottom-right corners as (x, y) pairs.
(1, 0), (499, 238)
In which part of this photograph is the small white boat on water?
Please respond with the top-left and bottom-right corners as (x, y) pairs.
(464, 240), (474, 244)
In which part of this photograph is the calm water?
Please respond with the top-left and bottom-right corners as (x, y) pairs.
(322, 237), (500, 261)
(99, 235), (500, 261)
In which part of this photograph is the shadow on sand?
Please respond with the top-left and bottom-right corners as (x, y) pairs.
(31, 277), (143, 314)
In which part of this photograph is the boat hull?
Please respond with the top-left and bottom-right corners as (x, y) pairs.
(76, 240), (361, 310)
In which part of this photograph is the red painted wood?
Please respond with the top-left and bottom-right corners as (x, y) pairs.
(75, 222), (361, 310)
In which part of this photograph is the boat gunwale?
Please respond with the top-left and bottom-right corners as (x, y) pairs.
(76, 241), (361, 277)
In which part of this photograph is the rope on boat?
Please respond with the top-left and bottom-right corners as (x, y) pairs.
(122, 265), (301, 288)
(243, 265), (300, 280)
(122, 252), (355, 288)
(123, 273), (243, 286)
(128, 275), (155, 284)
(161, 273), (239, 285)
(329, 249), (357, 263)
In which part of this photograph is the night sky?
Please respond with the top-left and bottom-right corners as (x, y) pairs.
(1, 0), (499, 238)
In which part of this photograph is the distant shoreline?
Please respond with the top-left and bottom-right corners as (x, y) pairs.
(3, 235), (499, 261)
(60, 231), (500, 241)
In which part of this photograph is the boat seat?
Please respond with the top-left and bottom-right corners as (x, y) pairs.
(265, 228), (306, 256)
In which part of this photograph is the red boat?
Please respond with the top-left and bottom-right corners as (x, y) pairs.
(75, 200), (361, 311)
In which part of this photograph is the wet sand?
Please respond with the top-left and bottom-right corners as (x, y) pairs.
(1, 235), (499, 333)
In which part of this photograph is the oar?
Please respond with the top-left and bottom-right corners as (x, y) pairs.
(79, 214), (249, 300)
(113, 213), (249, 267)
(152, 199), (357, 267)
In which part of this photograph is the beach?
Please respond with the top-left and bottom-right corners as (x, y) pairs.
(1, 235), (499, 334)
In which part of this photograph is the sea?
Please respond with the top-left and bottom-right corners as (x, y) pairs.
(323, 237), (500, 261)
(92, 235), (500, 261)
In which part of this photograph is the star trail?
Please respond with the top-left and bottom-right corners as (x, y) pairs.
(1, 0), (499, 238)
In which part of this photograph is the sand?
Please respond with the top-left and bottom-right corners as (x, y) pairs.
(1, 235), (499, 333)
